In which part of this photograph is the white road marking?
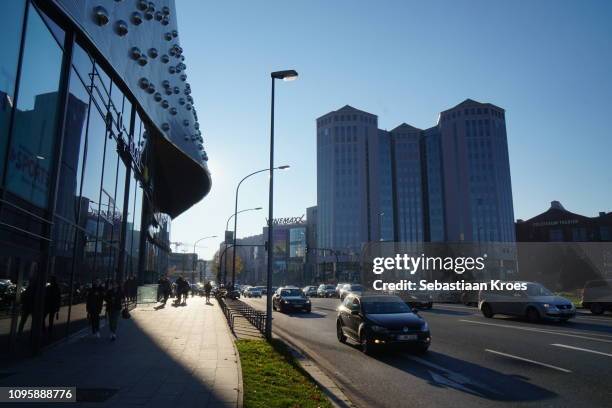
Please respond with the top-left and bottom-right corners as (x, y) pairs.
(405, 355), (502, 395)
(459, 319), (612, 343)
(484, 349), (572, 373)
(551, 344), (612, 357)
(428, 370), (484, 397)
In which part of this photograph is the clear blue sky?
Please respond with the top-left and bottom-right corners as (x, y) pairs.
(173, 0), (612, 260)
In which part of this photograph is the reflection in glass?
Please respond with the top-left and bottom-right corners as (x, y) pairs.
(0, 0), (26, 182)
(6, 5), (64, 208)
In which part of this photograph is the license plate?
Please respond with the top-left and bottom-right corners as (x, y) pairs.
(397, 334), (418, 341)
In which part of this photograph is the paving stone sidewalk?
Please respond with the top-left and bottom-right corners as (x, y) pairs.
(0, 297), (241, 408)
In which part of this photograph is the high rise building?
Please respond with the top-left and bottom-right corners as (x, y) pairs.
(316, 99), (515, 253)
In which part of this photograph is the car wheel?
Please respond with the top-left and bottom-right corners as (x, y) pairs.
(526, 307), (540, 323)
(590, 303), (604, 315)
(481, 303), (494, 318)
(360, 332), (372, 355)
(337, 322), (347, 344)
(272, 303), (277, 311)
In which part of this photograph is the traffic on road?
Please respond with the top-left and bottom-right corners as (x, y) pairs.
(229, 281), (612, 408)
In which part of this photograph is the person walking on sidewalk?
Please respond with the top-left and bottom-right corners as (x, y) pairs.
(105, 280), (124, 341)
(160, 276), (171, 305)
(204, 281), (212, 304)
(86, 279), (104, 338)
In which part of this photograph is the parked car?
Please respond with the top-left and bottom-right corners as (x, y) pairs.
(479, 282), (575, 322)
(317, 284), (336, 298)
(582, 279), (612, 315)
(245, 287), (263, 298)
(339, 284), (364, 300)
(241, 285), (252, 296)
(336, 293), (431, 354)
(272, 287), (311, 313)
(302, 286), (318, 297)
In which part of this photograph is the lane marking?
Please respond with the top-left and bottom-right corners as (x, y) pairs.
(484, 349), (572, 373)
(551, 344), (612, 357)
(459, 319), (612, 343)
(404, 355), (502, 396)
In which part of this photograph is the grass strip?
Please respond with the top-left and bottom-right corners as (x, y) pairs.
(236, 339), (333, 408)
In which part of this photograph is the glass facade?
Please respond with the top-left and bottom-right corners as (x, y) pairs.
(392, 129), (424, 242)
(0, 2), (172, 358)
(423, 127), (445, 242)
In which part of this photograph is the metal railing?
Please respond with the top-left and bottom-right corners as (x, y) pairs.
(217, 295), (267, 335)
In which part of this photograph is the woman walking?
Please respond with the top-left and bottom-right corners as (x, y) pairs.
(86, 279), (104, 338)
(105, 280), (124, 341)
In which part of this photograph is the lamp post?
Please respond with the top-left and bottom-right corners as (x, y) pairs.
(193, 235), (216, 283)
(265, 69), (298, 340)
(231, 166), (289, 289)
(226, 207), (263, 233)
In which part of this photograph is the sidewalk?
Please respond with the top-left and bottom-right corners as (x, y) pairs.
(0, 297), (241, 408)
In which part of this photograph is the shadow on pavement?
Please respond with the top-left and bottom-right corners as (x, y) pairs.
(374, 350), (557, 402)
(0, 299), (233, 407)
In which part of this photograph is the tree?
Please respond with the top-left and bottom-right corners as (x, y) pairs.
(211, 247), (245, 283)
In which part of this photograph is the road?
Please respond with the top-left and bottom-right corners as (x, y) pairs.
(242, 296), (612, 408)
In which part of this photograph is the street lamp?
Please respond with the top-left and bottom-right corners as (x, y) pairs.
(193, 235), (217, 283)
(231, 166), (289, 289)
(266, 69), (298, 340)
(226, 207), (263, 233)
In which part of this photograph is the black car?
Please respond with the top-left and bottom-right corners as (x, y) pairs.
(337, 294), (431, 354)
(272, 287), (311, 313)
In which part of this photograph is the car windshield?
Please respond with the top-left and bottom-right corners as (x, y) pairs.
(350, 285), (363, 291)
(281, 289), (303, 297)
(525, 283), (553, 296)
(325, 285), (335, 290)
(362, 297), (412, 314)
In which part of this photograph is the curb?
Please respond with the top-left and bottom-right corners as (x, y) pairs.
(272, 328), (356, 408)
(214, 298), (244, 408)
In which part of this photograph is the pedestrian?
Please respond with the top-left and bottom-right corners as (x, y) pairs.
(105, 280), (124, 341)
(161, 276), (171, 305)
(43, 276), (61, 337)
(204, 281), (212, 304)
(86, 279), (104, 338)
(179, 276), (190, 306)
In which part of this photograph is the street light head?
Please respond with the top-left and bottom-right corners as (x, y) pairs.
(278, 165), (290, 170)
(254, 207), (263, 210)
(271, 70), (298, 81)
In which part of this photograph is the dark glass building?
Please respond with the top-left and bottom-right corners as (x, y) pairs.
(0, 0), (210, 357)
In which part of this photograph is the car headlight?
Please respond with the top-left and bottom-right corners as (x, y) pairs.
(420, 321), (429, 332)
(370, 325), (387, 333)
(543, 303), (558, 311)
(305, 299), (310, 304)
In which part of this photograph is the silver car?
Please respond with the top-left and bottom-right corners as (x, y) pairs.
(339, 283), (364, 300)
(479, 282), (575, 323)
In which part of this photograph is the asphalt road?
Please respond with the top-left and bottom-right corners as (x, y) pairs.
(242, 296), (612, 408)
